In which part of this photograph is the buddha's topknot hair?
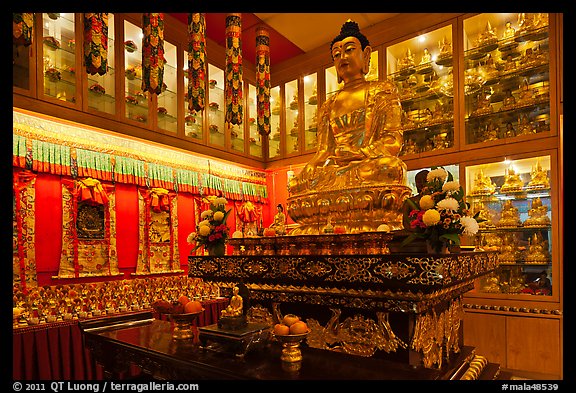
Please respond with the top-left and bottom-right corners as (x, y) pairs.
(330, 20), (370, 53)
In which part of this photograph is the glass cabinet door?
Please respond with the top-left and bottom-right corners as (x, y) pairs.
(124, 20), (148, 124)
(465, 155), (553, 296)
(463, 13), (551, 145)
(387, 24), (454, 156)
(207, 64), (225, 148)
(157, 40), (178, 133)
(41, 13), (77, 104)
(285, 79), (299, 155)
(183, 49), (203, 141)
(303, 73), (318, 152)
(86, 13), (115, 115)
(268, 85), (281, 159)
(13, 13), (34, 92)
(248, 84), (262, 158)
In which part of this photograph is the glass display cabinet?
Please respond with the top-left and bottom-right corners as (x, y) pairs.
(285, 79), (300, 155)
(157, 40), (178, 133)
(387, 24), (455, 157)
(41, 13), (78, 104)
(86, 13), (116, 116)
(207, 63), (225, 148)
(463, 13), (551, 145)
(124, 20), (149, 125)
(303, 73), (318, 152)
(183, 49), (203, 141)
(13, 15), (34, 92)
(247, 84), (263, 158)
(465, 155), (553, 296)
(268, 86), (281, 159)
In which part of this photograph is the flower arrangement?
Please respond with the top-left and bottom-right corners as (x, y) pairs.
(402, 166), (482, 253)
(188, 197), (231, 256)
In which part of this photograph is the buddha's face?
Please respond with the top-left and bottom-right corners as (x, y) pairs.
(331, 36), (369, 84)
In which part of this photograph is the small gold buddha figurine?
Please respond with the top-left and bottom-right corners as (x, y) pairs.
(481, 121), (499, 142)
(517, 114), (535, 136)
(473, 201), (494, 228)
(517, 79), (534, 106)
(525, 232), (551, 263)
(516, 13), (533, 35)
(272, 99), (281, 115)
(523, 197), (551, 227)
(436, 36), (453, 66)
(220, 286), (243, 317)
(481, 272), (501, 293)
(289, 94), (298, 110)
(471, 169), (496, 195)
(398, 48), (415, 71)
(502, 89), (516, 110)
(497, 200), (522, 227)
(473, 90), (493, 116)
(500, 167), (524, 193)
(478, 21), (498, 50)
(503, 21), (516, 40)
(420, 48), (431, 65)
(527, 160), (550, 189)
(502, 54), (517, 74)
(504, 122), (516, 138)
(308, 86), (318, 105)
(499, 233), (518, 262)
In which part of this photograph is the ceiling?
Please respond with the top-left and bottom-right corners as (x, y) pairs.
(169, 13), (399, 66)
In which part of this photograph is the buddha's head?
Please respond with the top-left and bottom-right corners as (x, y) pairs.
(330, 20), (372, 84)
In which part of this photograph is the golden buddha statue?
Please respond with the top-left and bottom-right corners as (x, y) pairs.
(471, 169), (496, 195)
(477, 21), (498, 51)
(523, 197), (551, 227)
(503, 21), (516, 40)
(500, 167), (524, 193)
(497, 200), (521, 227)
(525, 232), (550, 263)
(436, 36), (452, 66)
(287, 21), (411, 234)
(498, 233), (518, 262)
(517, 114), (535, 136)
(472, 89), (493, 116)
(517, 78), (534, 106)
(502, 89), (516, 110)
(472, 201), (494, 228)
(527, 160), (550, 189)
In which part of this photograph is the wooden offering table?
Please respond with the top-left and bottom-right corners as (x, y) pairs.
(188, 232), (500, 377)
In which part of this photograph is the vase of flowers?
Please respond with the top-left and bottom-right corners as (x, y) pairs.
(188, 196), (231, 257)
(402, 167), (482, 254)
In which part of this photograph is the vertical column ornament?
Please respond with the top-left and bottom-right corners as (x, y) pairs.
(187, 13), (207, 113)
(225, 13), (243, 125)
(83, 13), (108, 76)
(13, 13), (34, 47)
(255, 26), (271, 136)
(142, 13), (165, 95)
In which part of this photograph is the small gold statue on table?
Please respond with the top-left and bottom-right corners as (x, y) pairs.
(527, 160), (550, 190)
(471, 169), (496, 196)
(497, 200), (522, 227)
(523, 197), (551, 227)
(500, 167), (524, 193)
(218, 285), (247, 330)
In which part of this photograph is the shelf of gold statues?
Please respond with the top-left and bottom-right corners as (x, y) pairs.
(391, 38), (455, 156)
(463, 14), (550, 145)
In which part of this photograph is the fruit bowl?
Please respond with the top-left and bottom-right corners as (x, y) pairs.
(168, 309), (204, 340)
(272, 329), (310, 363)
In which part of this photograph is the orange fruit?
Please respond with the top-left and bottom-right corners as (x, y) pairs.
(184, 300), (203, 313)
(282, 314), (300, 327)
(273, 323), (290, 336)
(289, 320), (308, 334)
(178, 295), (190, 306)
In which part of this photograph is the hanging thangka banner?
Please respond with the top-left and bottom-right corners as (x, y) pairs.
(142, 13), (165, 95)
(255, 26), (271, 136)
(83, 13), (108, 76)
(187, 13), (206, 113)
(13, 169), (38, 290)
(225, 13), (243, 125)
(13, 13), (34, 47)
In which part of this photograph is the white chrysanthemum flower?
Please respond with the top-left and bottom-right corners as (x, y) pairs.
(427, 168), (448, 182)
(419, 195), (435, 210)
(199, 225), (211, 237)
(200, 209), (213, 219)
(214, 197), (227, 206)
(460, 216), (480, 236)
(442, 180), (460, 193)
(186, 232), (197, 244)
(213, 211), (225, 222)
(422, 209), (441, 226)
(436, 197), (459, 211)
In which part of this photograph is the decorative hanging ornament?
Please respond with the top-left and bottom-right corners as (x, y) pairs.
(13, 13), (34, 47)
(188, 13), (206, 113)
(225, 13), (243, 125)
(142, 13), (165, 95)
(83, 13), (108, 76)
(255, 26), (271, 136)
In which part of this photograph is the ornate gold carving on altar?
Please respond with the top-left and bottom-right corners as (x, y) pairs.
(306, 308), (407, 357)
(411, 297), (463, 369)
(76, 203), (105, 239)
(460, 354), (489, 380)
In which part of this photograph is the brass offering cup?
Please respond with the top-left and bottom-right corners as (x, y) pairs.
(168, 309), (204, 340)
(273, 330), (310, 363)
